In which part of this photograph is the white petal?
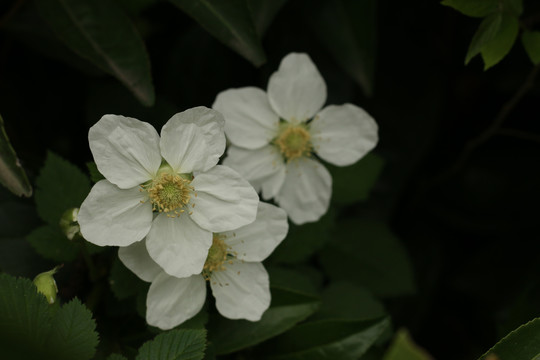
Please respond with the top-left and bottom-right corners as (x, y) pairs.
(267, 53), (327, 122)
(78, 180), (152, 246)
(222, 202), (288, 262)
(213, 87), (279, 149)
(210, 261), (270, 321)
(160, 106), (225, 174)
(223, 145), (286, 200)
(310, 104), (378, 166)
(146, 213), (212, 278)
(89, 115), (161, 189)
(146, 273), (206, 330)
(118, 239), (162, 282)
(189, 165), (259, 233)
(275, 158), (332, 225)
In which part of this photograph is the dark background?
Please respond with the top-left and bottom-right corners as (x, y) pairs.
(1, 0), (540, 359)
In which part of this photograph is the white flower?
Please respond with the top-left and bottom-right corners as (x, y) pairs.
(78, 106), (259, 278)
(118, 202), (288, 330)
(213, 53), (378, 224)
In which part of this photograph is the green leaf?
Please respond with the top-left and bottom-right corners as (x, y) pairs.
(35, 151), (91, 225)
(86, 161), (105, 183)
(522, 31), (540, 65)
(247, 0), (288, 36)
(465, 12), (502, 64)
(266, 317), (390, 360)
(328, 153), (385, 205)
(441, 0), (497, 17)
(48, 299), (99, 360)
(267, 266), (320, 297)
(478, 318), (540, 360)
(109, 256), (149, 300)
(319, 220), (416, 298)
(0, 114), (32, 197)
(210, 288), (320, 355)
(382, 329), (432, 360)
(168, 0), (266, 66)
(480, 13), (519, 70)
(107, 354), (129, 360)
(310, 0), (377, 96)
(136, 329), (207, 360)
(26, 225), (79, 262)
(502, 0), (523, 16)
(37, 0), (155, 106)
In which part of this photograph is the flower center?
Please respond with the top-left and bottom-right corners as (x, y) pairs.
(146, 171), (193, 216)
(203, 235), (233, 279)
(274, 124), (312, 161)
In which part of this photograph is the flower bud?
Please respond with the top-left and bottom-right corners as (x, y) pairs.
(33, 267), (60, 304)
(59, 207), (80, 240)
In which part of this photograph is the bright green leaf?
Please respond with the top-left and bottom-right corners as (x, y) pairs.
(26, 225), (79, 262)
(481, 14), (519, 70)
(441, 0), (497, 17)
(319, 220), (416, 298)
(328, 153), (385, 204)
(465, 13), (502, 64)
(383, 329), (432, 360)
(522, 31), (540, 65)
(37, 0), (155, 106)
(266, 317), (390, 360)
(0, 114), (32, 197)
(247, 0), (288, 36)
(48, 299), (99, 360)
(478, 318), (540, 360)
(168, 0), (266, 66)
(136, 329), (207, 360)
(35, 151), (91, 226)
(211, 288), (320, 355)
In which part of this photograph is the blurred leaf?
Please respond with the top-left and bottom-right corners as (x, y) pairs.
(210, 288), (320, 355)
(179, 307), (209, 330)
(266, 317), (390, 360)
(108, 355), (128, 360)
(465, 13), (502, 65)
(478, 318), (540, 360)
(114, 0), (159, 15)
(136, 329), (207, 360)
(441, 0), (497, 17)
(521, 31), (540, 65)
(26, 225), (79, 262)
(86, 162), (105, 183)
(48, 299), (99, 360)
(328, 153), (385, 205)
(37, 0), (155, 106)
(382, 329), (432, 360)
(502, 0), (523, 16)
(319, 220), (416, 298)
(269, 208), (334, 263)
(247, 0), (288, 36)
(168, 0), (266, 66)
(310, 0), (377, 96)
(109, 256), (148, 300)
(35, 151), (90, 225)
(0, 201), (39, 238)
(480, 14), (519, 70)
(0, 114), (32, 197)
(267, 266), (320, 297)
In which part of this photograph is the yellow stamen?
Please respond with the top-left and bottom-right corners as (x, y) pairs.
(146, 172), (193, 216)
(274, 123), (312, 161)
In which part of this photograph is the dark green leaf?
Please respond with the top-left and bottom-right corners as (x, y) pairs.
(247, 0), (288, 36)
(107, 354), (129, 360)
(267, 266), (320, 297)
(211, 288), (320, 355)
(109, 256), (148, 300)
(480, 14), (519, 70)
(26, 225), (79, 262)
(168, 0), (266, 66)
(35, 151), (91, 225)
(465, 13), (502, 65)
(502, 0), (523, 16)
(37, 0), (155, 106)
(319, 220), (415, 298)
(441, 0), (497, 17)
(266, 317), (390, 360)
(328, 153), (385, 204)
(522, 31), (540, 65)
(478, 318), (540, 360)
(86, 161), (105, 183)
(0, 114), (32, 197)
(309, 0), (377, 96)
(136, 329), (207, 360)
(48, 299), (99, 360)
(382, 329), (432, 360)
